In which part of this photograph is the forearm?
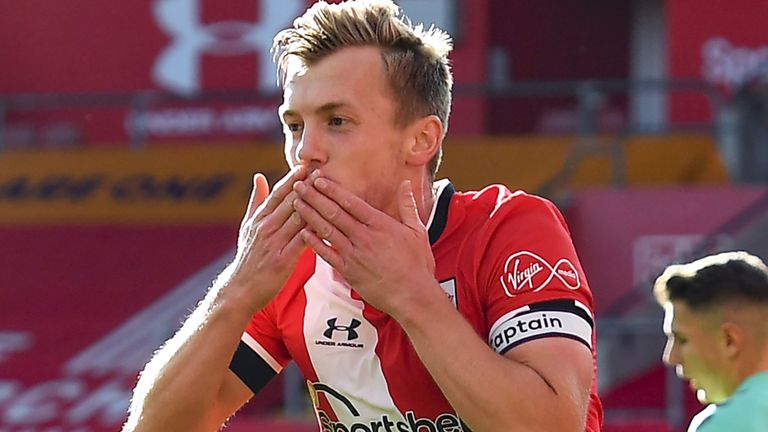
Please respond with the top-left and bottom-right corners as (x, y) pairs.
(395, 286), (585, 432)
(124, 274), (255, 431)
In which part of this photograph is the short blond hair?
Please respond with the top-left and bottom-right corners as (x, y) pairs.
(272, 0), (454, 179)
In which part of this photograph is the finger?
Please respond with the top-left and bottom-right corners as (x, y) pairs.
(292, 197), (353, 252)
(293, 180), (360, 238)
(243, 173), (270, 223)
(260, 191), (300, 235)
(310, 172), (377, 225)
(300, 228), (345, 270)
(398, 180), (423, 232)
(281, 227), (308, 262)
(256, 165), (307, 220)
(274, 211), (308, 256)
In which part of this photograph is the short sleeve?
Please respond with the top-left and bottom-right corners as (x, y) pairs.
(475, 193), (595, 355)
(229, 300), (291, 393)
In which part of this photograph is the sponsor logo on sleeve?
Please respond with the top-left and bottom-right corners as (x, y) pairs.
(499, 251), (581, 297)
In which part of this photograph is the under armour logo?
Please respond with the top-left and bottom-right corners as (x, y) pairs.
(151, 0), (302, 95)
(324, 318), (361, 341)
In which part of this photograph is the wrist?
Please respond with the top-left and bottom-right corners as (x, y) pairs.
(212, 263), (278, 314)
(213, 280), (269, 316)
(390, 279), (450, 328)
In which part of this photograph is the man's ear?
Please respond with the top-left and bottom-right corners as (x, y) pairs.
(405, 115), (443, 167)
(720, 321), (745, 359)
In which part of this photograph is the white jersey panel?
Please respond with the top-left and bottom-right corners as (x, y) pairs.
(302, 257), (407, 425)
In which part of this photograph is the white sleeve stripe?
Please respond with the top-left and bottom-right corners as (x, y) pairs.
(241, 332), (283, 373)
(488, 310), (593, 353)
(574, 300), (593, 319)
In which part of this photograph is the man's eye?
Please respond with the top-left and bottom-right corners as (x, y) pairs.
(329, 117), (346, 126)
(287, 123), (302, 132)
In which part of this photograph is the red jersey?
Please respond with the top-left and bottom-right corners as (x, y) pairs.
(230, 180), (603, 431)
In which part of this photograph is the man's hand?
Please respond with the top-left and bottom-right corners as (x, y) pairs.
(223, 166), (309, 313)
(292, 171), (439, 316)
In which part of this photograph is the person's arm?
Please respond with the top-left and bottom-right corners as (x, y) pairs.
(123, 167), (308, 432)
(394, 286), (593, 431)
(123, 293), (256, 432)
(292, 176), (593, 431)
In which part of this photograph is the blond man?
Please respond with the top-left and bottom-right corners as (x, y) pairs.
(124, 1), (602, 430)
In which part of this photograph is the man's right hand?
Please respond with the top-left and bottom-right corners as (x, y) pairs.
(220, 165), (309, 313)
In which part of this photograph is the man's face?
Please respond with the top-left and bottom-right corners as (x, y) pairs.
(279, 46), (411, 213)
(662, 301), (731, 404)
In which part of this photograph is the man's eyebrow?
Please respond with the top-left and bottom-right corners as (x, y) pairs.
(278, 105), (295, 119)
(315, 101), (352, 114)
(279, 101), (355, 119)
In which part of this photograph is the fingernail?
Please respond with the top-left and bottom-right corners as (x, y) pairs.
(315, 178), (327, 190)
(294, 182), (306, 193)
(310, 170), (320, 179)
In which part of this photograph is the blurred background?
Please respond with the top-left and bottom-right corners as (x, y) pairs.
(1, 0), (767, 431)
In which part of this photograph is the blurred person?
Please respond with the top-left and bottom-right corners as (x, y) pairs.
(124, 1), (602, 431)
(655, 251), (768, 432)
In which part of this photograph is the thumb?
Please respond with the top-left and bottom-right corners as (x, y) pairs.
(398, 180), (422, 230)
(244, 173), (270, 221)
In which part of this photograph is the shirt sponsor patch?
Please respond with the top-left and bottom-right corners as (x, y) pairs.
(488, 300), (593, 354)
(308, 381), (467, 432)
(439, 278), (458, 308)
(499, 250), (581, 297)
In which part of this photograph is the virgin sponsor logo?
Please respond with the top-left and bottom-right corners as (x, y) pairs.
(318, 410), (463, 432)
(499, 251), (580, 297)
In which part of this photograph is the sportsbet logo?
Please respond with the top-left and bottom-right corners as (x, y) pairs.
(308, 381), (465, 432)
(318, 410), (464, 432)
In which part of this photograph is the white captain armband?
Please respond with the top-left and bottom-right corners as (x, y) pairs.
(488, 299), (594, 355)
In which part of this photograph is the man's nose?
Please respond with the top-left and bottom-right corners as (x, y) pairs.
(295, 126), (328, 168)
(662, 339), (679, 367)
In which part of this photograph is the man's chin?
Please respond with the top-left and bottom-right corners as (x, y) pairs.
(695, 388), (710, 404)
(695, 387), (725, 405)
(687, 379), (710, 403)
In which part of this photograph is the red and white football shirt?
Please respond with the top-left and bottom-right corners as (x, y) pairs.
(230, 180), (603, 431)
